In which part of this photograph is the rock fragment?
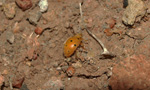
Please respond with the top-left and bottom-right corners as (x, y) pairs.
(122, 0), (147, 25)
(28, 9), (42, 25)
(38, 0), (48, 13)
(34, 27), (43, 35)
(72, 61), (82, 69)
(66, 66), (75, 77)
(3, 2), (16, 19)
(15, 0), (32, 11)
(6, 31), (15, 44)
(109, 54), (150, 90)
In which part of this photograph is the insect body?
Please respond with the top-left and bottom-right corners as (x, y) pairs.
(64, 33), (82, 57)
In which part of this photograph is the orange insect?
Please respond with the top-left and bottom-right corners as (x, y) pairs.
(64, 33), (82, 57)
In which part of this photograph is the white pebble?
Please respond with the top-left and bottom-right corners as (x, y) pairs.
(38, 0), (48, 13)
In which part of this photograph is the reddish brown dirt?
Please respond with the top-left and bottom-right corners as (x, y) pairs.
(0, 0), (150, 90)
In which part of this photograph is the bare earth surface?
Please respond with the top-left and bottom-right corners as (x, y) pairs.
(0, 0), (150, 90)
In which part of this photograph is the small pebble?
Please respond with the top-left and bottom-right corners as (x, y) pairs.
(72, 61), (82, 68)
(38, 0), (48, 13)
(3, 2), (16, 19)
(64, 58), (71, 62)
(66, 66), (75, 77)
(34, 27), (43, 35)
(26, 61), (32, 66)
(15, 0), (32, 11)
(68, 78), (71, 80)
(2, 69), (8, 75)
(6, 31), (15, 44)
(52, 62), (59, 68)
(56, 67), (61, 71)
(28, 9), (42, 25)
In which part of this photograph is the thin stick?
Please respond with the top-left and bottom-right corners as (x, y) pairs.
(79, 3), (83, 20)
(85, 28), (109, 54)
(29, 32), (34, 38)
(79, 3), (83, 32)
(79, 2), (114, 58)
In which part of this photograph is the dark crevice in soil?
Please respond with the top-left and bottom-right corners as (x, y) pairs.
(108, 85), (112, 90)
(125, 32), (150, 40)
(125, 33), (136, 40)
(76, 72), (107, 79)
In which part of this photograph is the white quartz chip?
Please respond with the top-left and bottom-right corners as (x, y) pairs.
(38, 0), (48, 13)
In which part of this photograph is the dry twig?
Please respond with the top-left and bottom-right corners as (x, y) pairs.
(79, 3), (115, 59)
